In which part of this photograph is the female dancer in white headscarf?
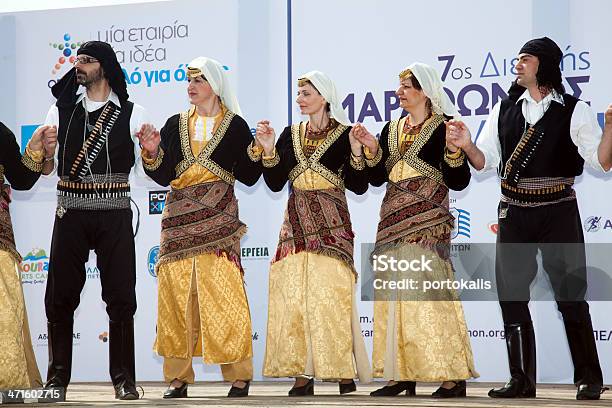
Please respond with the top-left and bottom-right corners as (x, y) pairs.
(256, 71), (371, 396)
(352, 62), (478, 398)
(139, 57), (261, 398)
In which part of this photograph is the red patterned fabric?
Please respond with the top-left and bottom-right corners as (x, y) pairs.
(158, 181), (246, 273)
(273, 187), (356, 277)
(374, 176), (453, 256)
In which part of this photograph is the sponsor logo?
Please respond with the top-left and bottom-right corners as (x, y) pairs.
(240, 246), (270, 259)
(48, 33), (82, 75)
(487, 221), (499, 235)
(20, 248), (49, 284)
(86, 266), (101, 279)
(36, 332), (81, 346)
(451, 207), (471, 239)
(583, 216), (612, 233)
(584, 216), (602, 232)
(47, 33), (84, 88)
(148, 190), (168, 215)
(148, 246), (159, 277)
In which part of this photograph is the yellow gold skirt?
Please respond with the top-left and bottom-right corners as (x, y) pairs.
(0, 251), (42, 388)
(154, 252), (252, 364)
(371, 244), (478, 381)
(263, 251), (371, 381)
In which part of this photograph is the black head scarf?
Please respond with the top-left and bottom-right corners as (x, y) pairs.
(51, 41), (129, 107)
(507, 36), (565, 101)
(519, 36), (563, 66)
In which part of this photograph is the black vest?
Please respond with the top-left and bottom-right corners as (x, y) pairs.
(498, 94), (584, 178)
(57, 100), (135, 180)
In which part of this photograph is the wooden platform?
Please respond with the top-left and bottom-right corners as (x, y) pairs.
(25, 382), (610, 407)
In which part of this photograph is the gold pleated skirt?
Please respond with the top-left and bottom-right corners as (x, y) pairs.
(371, 244), (478, 381)
(263, 251), (371, 381)
(154, 252), (252, 364)
(0, 251), (42, 389)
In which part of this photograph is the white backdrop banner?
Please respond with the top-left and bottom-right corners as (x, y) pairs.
(3, 0), (611, 385)
(289, 0), (612, 385)
(7, 0), (251, 382)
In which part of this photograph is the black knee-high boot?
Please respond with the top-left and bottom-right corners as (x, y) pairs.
(44, 320), (73, 395)
(564, 317), (607, 400)
(109, 319), (139, 400)
(489, 322), (536, 398)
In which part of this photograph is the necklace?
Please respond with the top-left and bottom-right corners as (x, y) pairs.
(306, 119), (336, 140)
(402, 113), (431, 135)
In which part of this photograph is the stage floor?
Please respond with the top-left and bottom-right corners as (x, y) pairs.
(24, 382), (611, 407)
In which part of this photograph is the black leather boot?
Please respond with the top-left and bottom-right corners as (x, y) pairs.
(109, 319), (139, 400)
(489, 322), (536, 398)
(564, 317), (607, 400)
(44, 320), (73, 398)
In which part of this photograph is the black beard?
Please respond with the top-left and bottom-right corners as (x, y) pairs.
(76, 68), (103, 88)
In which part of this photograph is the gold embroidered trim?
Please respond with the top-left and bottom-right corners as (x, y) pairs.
(247, 141), (263, 162)
(262, 149), (280, 168)
(444, 148), (466, 168)
(21, 151), (43, 173)
(175, 109), (236, 184)
(350, 152), (366, 170)
(187, 67), (203, 78)
(385, 119), (403, 174)
(386, 115), (445, 184)
(0, 165), (4, 184)
(143, 147), (165, 171)
(289, 122), (347, 189)
(445, 147), (463, 159)
(365, 144), (383, 167)
(25, 144), (44, 164)
(175, 111), (196, 175)
(399, 68), (412, 79)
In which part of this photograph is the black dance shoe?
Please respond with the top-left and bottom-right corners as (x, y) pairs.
(228, 381), (250, 398)
(163, 382), (187, 399)
(431, 380), (466, 398)
(370, 381), (416, 396)
(114, 379), (140, 400)
(576, 384), (609, 400)
(488, 377), (536, 398)
(288, 378), (314, 396)
(339, 380), (356, 394)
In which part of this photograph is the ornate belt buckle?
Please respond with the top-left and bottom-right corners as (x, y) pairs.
(56, 205), (67, 219)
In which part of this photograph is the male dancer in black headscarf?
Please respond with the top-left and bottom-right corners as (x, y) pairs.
(447, 37), (612, 400)
(41, 40), (156, 400)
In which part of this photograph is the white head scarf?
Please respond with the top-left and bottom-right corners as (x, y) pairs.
(402, 62), (459, 118)
(298, 70), (350, 126)
(187, 57), (242, 116)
